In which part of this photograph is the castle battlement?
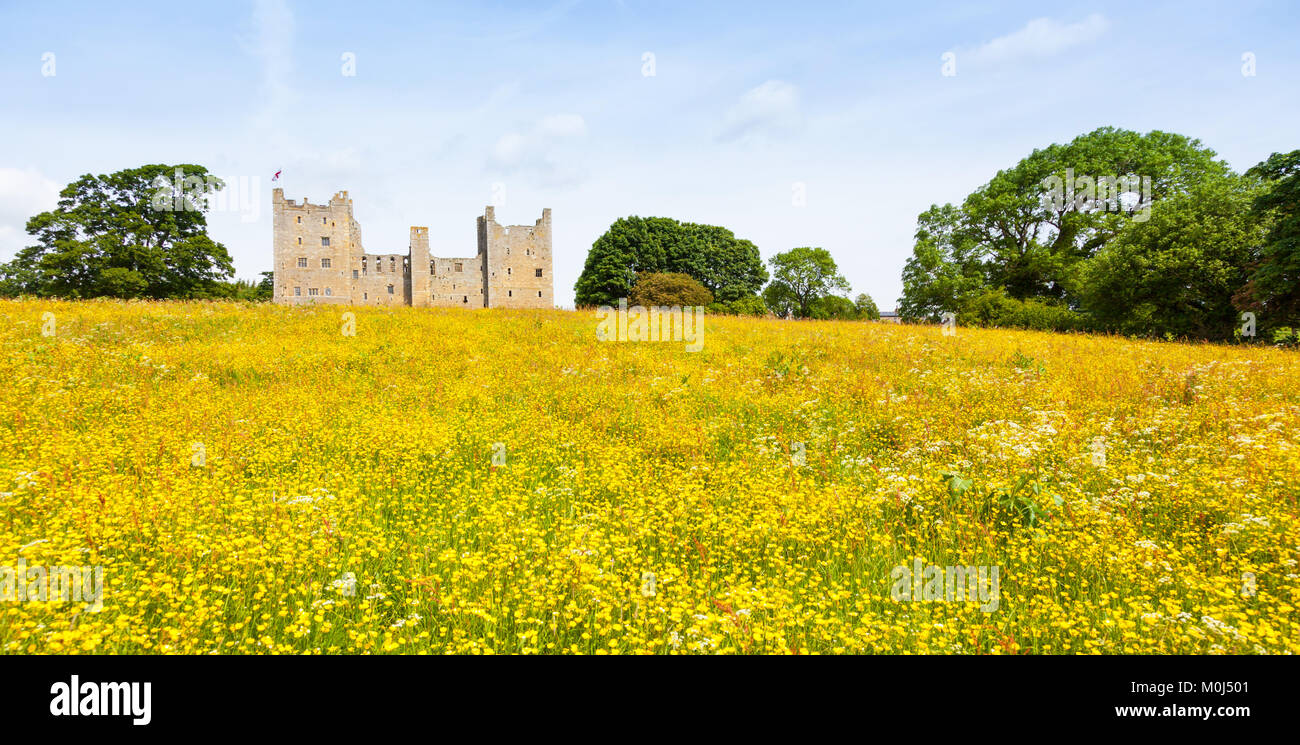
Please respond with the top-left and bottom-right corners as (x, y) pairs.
(271, 189), (552, 309)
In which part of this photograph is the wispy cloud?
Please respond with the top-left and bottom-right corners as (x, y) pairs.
(969, 14), (1108, 63)
(717, 80), (802, 143)
(243, 0), (296, 132)
(488, 114), (589, 187)
(466, 0), (582, 43)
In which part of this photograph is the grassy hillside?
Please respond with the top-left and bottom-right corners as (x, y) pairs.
(1, 299), (1297, 653)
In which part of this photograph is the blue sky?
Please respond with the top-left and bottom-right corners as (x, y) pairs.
(1, 0), (1296, 307)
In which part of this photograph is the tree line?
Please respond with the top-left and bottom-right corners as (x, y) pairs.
(898, 127), (1299, 343)
(573, 217), (881, 321)
(8, 132), (1296, 346)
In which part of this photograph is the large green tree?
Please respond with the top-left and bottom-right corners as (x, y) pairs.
(0, 164), (234, 298)
(764, 246), (850, 319)
(897, 127), (1236, 323)
(574, 216), (766, 306)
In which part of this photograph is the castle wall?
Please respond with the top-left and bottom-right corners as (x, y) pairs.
(427, 255), (486, 307)
(352, 253), (409, 306)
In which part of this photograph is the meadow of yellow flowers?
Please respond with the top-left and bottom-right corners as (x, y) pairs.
(1, 298), (1297, 654)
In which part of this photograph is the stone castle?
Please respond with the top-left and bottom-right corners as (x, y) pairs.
(271, 188), (553, 308)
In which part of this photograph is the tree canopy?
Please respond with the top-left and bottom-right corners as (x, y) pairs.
(1236, 150), (1300, 328)
(574, 216), (766, 306)
(0, 164), (234, 299)
(1078, 176), (1263, 339)
(895, 128), (1298, 340)
(763, 246), (850, 319)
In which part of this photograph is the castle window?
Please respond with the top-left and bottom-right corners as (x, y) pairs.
(308, 288), (319, 296)
(508, 290), (512, 297)
(297, 257), (307, 267)
(294, 287), (301, 296)
(507, 267), (512, 275)
(321, 237), (330, 247)
(323, 217), (327, 224)
(364, 292), (368, 300)
(455, 262), (463, 272)
(321, 258), (331, 268)
(538, 291), (542, 297)
(535, 268), (543, 277)
(387, 285), (394, 294)
(297, 237), (302, 245)
(463, 296), (468, 303)
(325, 287), (332, 296)
(352, 269), (359, 279)
(297, 216), (302, 224)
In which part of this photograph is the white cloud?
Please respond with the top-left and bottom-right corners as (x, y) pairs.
(535, 114), (588, 138)
(970, 14), (1108, 63)
(488, 114), (588, 187)
(0, 167), (61, 259)
(243, 0), (296, 132)
(717, 80), (802, 143)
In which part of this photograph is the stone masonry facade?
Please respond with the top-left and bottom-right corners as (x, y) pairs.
(272, 188), (553, 309)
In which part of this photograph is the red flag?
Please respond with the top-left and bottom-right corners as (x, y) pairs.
(272, 170), (282, 182)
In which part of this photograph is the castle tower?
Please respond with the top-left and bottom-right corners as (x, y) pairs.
(272, 188), (356, 304)
(409, 226), (431, 307)
(480, 206), (553, 309)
